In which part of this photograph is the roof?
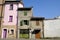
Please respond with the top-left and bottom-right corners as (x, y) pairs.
(4, 1), (23, 5)
(18, 7), (32, 11)
(45, 18), (60, 20)
(30, 17), (45, 21)
(5, 1), (20, 3)
(45, 16), (60, 20)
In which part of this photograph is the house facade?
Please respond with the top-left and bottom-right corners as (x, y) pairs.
(17, 8), (32, 39)
(30, 17), (44, 39)
(1, 0), (60, 39)
(1, 1), (23, 38)
(0, 0), (45, 39)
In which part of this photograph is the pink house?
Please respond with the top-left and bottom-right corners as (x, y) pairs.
(1, 1), (23, 38)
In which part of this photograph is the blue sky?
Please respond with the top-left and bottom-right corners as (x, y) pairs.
(23, 0), (60, 18)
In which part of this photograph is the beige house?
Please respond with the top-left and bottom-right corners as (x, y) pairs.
(30, 17), (44, 39)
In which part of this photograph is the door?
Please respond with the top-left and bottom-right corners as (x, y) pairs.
(35, 32), (41, 39)
(3, 29), (7, 38)
(32, 29), (41, 39)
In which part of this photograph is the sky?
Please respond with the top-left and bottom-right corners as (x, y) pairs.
(22, 0), (60, 18)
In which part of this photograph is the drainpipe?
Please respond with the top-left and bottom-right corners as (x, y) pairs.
(42, 20), (44, 38)
(16, 7), (18, 39)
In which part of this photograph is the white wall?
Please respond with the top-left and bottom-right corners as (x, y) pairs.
(44, 19), (60, 37)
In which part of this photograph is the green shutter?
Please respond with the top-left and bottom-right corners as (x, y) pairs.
(24, 11), (27, 16)
(20, 20), (23, 26)
(27, 20), (29, 25)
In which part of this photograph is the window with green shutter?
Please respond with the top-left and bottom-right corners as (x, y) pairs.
(20, 20), (29, 26)
(24, 11), (27, 16)
(24, 20), (29, 25)
(20, 20), (23, 26)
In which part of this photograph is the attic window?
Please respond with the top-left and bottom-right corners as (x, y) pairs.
(24, 11), (27, 16)
(10, 4), (13, 10)
(36, 21), (39, 26)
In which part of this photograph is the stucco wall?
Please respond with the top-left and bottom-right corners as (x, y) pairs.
(18, 11), (32, 18)
(30, 20), (43, 38)
(1, 25), (16, 38)
(31, 21), (43, 29)
(18, 9), (32, 29)
(18, 3), (23, 8)
(3, 4), (18, 25)
(0, 0), (4, 4)
(44, 19), (60, 37)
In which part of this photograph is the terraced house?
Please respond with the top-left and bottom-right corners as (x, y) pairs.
(17, 8), (33, 38)
(17, 7), (44, 39)
(0, 0), (45, 39)
(1, 0), (60, 39)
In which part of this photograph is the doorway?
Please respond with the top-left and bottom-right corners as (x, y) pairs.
(32, 29), (41, 39)
(35, 31), (41, 39)
(3, 29), (7, 38)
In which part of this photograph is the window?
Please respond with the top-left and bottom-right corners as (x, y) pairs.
(20, 20), (29, 26)
(9, 16), (13, 22)
(10, 4), (13, 10)
(24, 11), (27, 16)
(24, 20), (29, 25)
(19, 29), (29, 38)
(20, 29), (29, 34)
(36, 21), (39, 26)
(20, 20), (23, 26)
(11, 30), (14, 34)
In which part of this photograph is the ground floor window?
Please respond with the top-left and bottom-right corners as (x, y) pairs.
(11, 29), (14, 34)
(19, 29), (29, 38)
(9, 29), (14, 35)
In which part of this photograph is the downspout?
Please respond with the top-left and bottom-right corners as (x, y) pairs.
(42, 19), (44, 38)
(16, 4), (18, 38)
